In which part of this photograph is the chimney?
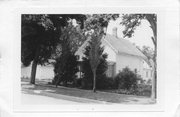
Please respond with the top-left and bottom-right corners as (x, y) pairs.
(112, 27), (118, 38)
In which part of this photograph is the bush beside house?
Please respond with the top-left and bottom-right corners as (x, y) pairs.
(114, 67), (140, 90)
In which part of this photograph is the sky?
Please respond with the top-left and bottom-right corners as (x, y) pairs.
(107, 17), (154, 50)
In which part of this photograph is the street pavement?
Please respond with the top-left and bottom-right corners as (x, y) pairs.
(22, 88), (108, 104)
(22, 93), (91, 104)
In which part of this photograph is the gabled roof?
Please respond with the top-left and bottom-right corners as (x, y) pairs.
(75, 37), (91, 57)
(103, 34), (146, 59)
(75, 33), (147, 60)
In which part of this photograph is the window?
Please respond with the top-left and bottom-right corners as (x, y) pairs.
(76, 55), (80, 60)
(134, 69), (137, 73)
(151, 71), (153, 77)
(146, 71), (148, 77)
(106, 63), (115, 77)
(107, 65), (113, 77)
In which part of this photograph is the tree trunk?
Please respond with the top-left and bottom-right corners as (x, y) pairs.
(55, 76), (60, 88)
(30, 48), (40, 84)
(151, 38), (157, 100)
(93, 69), (96, 92)
(30, 59), (38, 84)
(146, 15), (157, 100)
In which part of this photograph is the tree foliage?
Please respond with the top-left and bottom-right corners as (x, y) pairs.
(21, 14), (86, 84)
(21, 15), (57, 66)
(120, 14), (156, 44)
(52, 23), (86, 58)
(141, 46), (154, 60)
(53, 53), (78, 86)
(84, 14), (119, 31)
(52, 23), (85, 86)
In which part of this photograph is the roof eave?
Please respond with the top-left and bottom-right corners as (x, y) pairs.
(103, 38), (118, 54)
(118, 51), (147, 59)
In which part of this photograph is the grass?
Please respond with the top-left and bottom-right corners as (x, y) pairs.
(21, 77), (151, 97)
(21, 77), (155, 104)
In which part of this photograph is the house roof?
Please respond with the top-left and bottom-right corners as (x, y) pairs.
(75, 37), (91, 57)
(103, 34), (147, 59)
(75, 33), (147, 60)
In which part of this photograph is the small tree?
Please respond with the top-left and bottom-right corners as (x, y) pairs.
(82, 42), (108, 89)
(89, 30), (104, 92)
(83, 14), (119, 92)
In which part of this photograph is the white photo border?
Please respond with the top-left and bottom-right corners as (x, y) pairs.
(12, 6), (174, 113)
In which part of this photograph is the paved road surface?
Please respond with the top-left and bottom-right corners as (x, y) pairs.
(22, 93), (83, 104)
(22, 89), (108, 104)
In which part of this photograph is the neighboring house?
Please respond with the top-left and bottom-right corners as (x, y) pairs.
(143, 60), (153, 82)
(75, 27), (153, 81)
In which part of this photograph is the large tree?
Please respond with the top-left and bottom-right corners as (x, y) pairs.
(21, 14), (86, 84)
(120, 14), (157, 99)
(22, 15), (58, 84)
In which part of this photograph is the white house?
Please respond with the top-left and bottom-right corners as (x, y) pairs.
(75, 27), (153, 81)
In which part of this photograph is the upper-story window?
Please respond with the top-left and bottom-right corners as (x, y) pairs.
(151, 71), (153, 77)
(134, 68), (137, 73)
(76, 55), (80, 60)
(146, 71), (148, 77)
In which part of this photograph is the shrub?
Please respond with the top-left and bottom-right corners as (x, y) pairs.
(115, 67), (140, 91)
(135, 84), (152, 97)
(52, 53), (78, 86)
(74, 78), (83, 87)
(81, 75), (115, 90)
(96, 76), (116, 89)
(146, 79), (152, 85)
